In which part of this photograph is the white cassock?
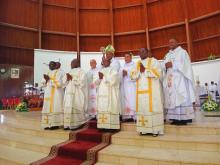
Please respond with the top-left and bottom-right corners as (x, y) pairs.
(110, 57), (121, 72)
(162, 46), (195, 121)
(120, 61), (136, 120)
(94, 66), (121, 129)
(63, 68), (88, 129)
(131, 58), (164, 134)
(87, 67), (99, 117)
(209, 84), (217, 101)
(195, 85), (203, 105)
(41, 69), (64, 128)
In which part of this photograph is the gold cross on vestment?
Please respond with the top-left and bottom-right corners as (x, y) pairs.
(44, 116), (48, 124)
(99, 114), (107, 123)
(138, 115), (148, 126)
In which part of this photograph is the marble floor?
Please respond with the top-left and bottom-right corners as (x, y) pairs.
(0, 110), (220, 165)
(96, 110), (220, 165)
(0, 110), (70, 165)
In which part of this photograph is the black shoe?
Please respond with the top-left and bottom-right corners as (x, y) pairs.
(50, 126), (59, 130)
(64, 127), (70, 130)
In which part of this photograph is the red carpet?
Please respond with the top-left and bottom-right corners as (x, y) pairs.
(30, 121), (113, 165)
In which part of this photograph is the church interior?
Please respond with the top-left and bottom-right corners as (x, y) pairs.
(0, 0), (220, 165)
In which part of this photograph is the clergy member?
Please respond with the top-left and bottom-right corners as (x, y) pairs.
(130, 48), (164, 136)
(94, 57), (121, 130)
(120, 53), (136, 121)
(163, 38), (195, 125)
(87, 59), (99, 118)
(209, 81), (217, 101)
(63, 59), (88, 130)
(41, 61), (64, 130)
(105, 44), (121, 72)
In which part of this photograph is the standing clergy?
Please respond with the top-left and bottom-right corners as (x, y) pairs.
(41, 61), (64, 130)
(130, 48), (164, 136)
(209, 81), (217, 101)
(87, 59), (99, 118)
(94, 57), (121, 130)
(163, 39), (195, 125)
(120, 53), (136, 121)
(105, 44), (121, 72)
(63, 59), (88, 130)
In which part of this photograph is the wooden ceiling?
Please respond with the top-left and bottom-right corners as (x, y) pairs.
(0, 0), (220, 66)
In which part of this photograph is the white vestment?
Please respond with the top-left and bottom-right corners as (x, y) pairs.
(63, 68), (88, 129)
(209, 84), (217, 101)
(162, 46), (195, 121)
(94, 66), (121, 129)
(131, 58), (164, 134)
(120, 61), (136, 120)
(195, 85), (203, 105)
(41, 69), (64, 128)
(87, 68), (99, 117)
(110, 57), (121, 72)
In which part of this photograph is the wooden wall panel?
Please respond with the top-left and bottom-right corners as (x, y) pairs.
(0, 64), (33, 99)
(79, 0), (109, 9)
(114, 7), (144, 33)
(192, 38), (220, 61)
(42, 34), (76, 51)
(44, 0), (75, 7)
(114, 34), (146, 52)
(113, 0), (142, 7)
(43, 6), (76, 33)
(148, 0), (185, 28)
(149, 26), (186, 48)
(190, 15), (220, 40)
(0, 26), (38, 48)
(80, 37), (111, 52)
(79, 10), (110, 34)
(0, 0), (38, 28)
(0, 47), (34, 66)
(187, 0), (220, 19)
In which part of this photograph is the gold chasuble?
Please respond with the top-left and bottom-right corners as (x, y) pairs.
(131, 58), (164, 135)
(94, 66), (121, 130)
(41, 69), (64, 128)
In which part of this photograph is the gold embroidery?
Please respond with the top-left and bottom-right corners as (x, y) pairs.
(99, 114), (107, 124)
(138, 115), (148, 127)
(136, 58), (153, 112)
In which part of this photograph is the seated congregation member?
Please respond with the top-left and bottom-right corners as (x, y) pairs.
(120, 53), (136, 121)
(63, 59), (88, 130)
(94, 57), (121, 130)
(87, 59), (99, 118)
(162, 39), (195, 126)
(41, 61), (64, 130)
(130, 48), (164, 136)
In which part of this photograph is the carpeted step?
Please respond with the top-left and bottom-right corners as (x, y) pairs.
(88, 120), (98, 129)
(76, 128), (102, 143)
(58, 140), (99, 160)
(40, 156), (83, 165)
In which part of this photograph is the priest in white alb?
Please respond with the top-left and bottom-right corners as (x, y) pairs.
(130, 48), (164, 136)
(94, 56), (121, 130)
(87, 59), (99, 118)
(63, 59), (88, 130)
(41, 61), (64, 130)
(162, 39), (195, 125)
(120, 53), (136, 121)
